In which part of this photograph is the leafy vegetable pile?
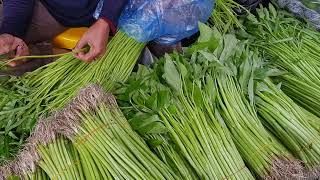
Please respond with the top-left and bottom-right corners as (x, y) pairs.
(118, 53), (255, 178)
(117, 23), (320, 178)
(0, 31), (145, 161)
(0, 77), (30, 161)
(1, 86), (177, 180)
(244, 4), (320, 117)
(1, 3), (320, 180)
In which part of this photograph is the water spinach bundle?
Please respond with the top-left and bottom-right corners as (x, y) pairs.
(55, 85), (177, 179)
(244, 4), (320, 117)
(0, 30), (145, 162)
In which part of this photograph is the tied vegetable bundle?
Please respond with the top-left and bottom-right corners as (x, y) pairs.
(23, 31), (145, 128)
(194, 24), (301, 178)
(0, 31), (145, 162)
(1, 85), (178, 180)
(1, 165), (48, 180)
(0, 120), (82, 180)
(255, 80), (320, 172)
(303, 109), (320, 135)
(118, 68), (199, 179)
(233, 43), (320, 174)
(118, 58), (254, 179)
(144, 134), (199, 179)
(244, 4), (320, 117)
(55, 85), (177, 179)
(119, 24), (272, 180)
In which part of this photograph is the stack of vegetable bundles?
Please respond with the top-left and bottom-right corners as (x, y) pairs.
(1, 3), (320, 179)
(117, 23), (320, 179)
(118, 56), (255, 179)
(1, 85), (178, 179)
(0, 30), (145, 161)
(244, 4), (320, 118)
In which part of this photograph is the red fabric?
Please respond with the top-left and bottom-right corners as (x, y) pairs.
(100, 17), (117, 35)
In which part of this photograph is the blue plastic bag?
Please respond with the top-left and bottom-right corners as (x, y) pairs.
(118, 0), (214, 45)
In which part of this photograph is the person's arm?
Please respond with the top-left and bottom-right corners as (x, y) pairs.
(74, 0), (128, 62)
(0, 0), (35, 38)
(0, 0), (34, 66)
(99, 0), (128, 34)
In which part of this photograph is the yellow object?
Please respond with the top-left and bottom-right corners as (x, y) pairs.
(53, 27), (88, 50)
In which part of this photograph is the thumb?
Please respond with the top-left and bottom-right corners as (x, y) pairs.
(9, 44), (29, 67)
(74, 37), (88, 53)
(15, 44), (28, 57)
(74, 37), (89, 59)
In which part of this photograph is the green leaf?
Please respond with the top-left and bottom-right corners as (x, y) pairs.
(162, 54), (182, 93)
(199, 50), (218, 62)
(212, 27), (223, 41)
(256, 82), (272, 93)
(157, 90), (170, 110)
(198, 22), (215, 42)
(247, 13), (259, 23)
(265, 68), (286, 77)
(144, 122), (168, 134)
(147, 138), (164, 148)
(254, 68), (268, 80)
(8, 131), (18, 140)
(186, 23), (220, 56)
(238, 52), (251, 89)
(269, 4), (277, 18)
(257, 6), (265, 20)
(129, 114), (168, 135)
(177, 61), (188, 79)
(219, 34), (238, 62)
(263, 7), (270, 20)
(146, 93), (158, 110)
(167, 104), (178, 114)
(205, 75), (216, 101)
(193, 81), (204, 108)
(186, 37), (219, 55)
(137, 64), (152, 77)
(131, 92), (147, 107)
(276, 82), (282, 90)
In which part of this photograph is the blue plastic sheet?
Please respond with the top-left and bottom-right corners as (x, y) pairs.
(119, 0), (214, 44)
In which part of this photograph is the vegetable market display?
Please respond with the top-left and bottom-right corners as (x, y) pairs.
(256, 79), (320, 169)
(117, 21), (320, 178)
(233, 41), (320, 173)
(117, 44), (255, 178)
(23, 30), (145, 127)
(56, 85), (177, 179)
(1, 2), (320, 180)
(0, 30), (145, 161)
(206, 38), (296, 178)
(1, 85), (177, 180)
(244, 4), (320, 117)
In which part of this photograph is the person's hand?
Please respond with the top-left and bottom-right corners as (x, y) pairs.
(74, 19), (110, 63)
(0, 34), (29, 67)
